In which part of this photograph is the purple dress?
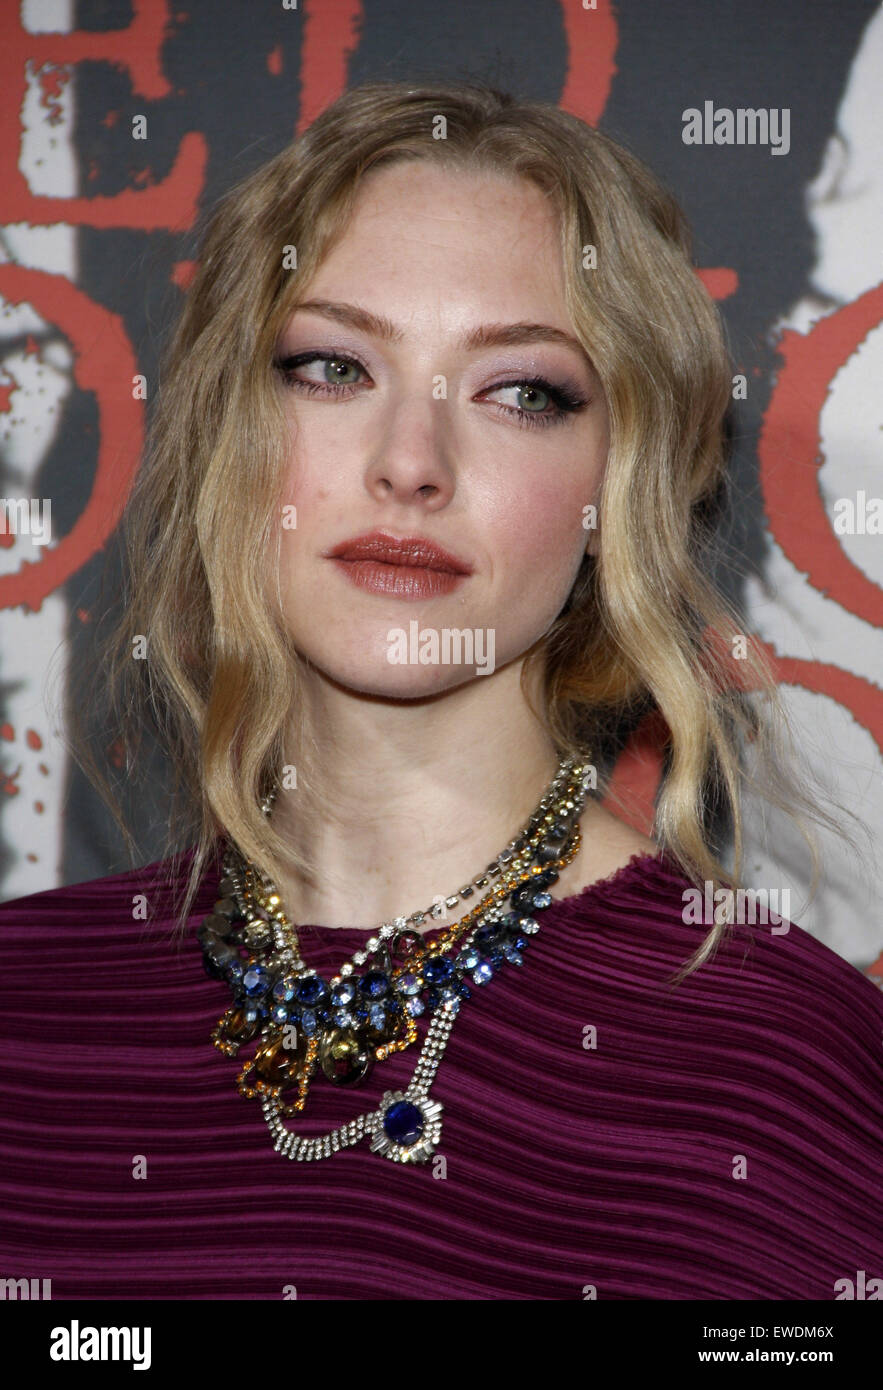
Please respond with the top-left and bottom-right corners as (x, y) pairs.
(1, 844), (880, 1300)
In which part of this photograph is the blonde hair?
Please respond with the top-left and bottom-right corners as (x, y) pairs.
(66, 79), (861, 984)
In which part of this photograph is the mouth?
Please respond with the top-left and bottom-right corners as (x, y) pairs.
(323, 532), (472, 600)
(325, 532), (473, 575)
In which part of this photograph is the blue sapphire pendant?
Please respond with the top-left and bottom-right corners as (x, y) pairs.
(371, 1089), (443, 1163)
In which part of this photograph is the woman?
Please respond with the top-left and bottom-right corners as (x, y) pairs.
(1, 80), (880, 1300)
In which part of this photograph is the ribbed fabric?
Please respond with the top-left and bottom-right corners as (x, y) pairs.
(0, 843), (881, 1300)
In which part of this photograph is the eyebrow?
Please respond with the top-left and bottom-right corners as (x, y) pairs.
(289, 298), (593, 365)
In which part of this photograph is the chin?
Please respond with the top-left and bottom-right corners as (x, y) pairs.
(327, 662), (482, 700)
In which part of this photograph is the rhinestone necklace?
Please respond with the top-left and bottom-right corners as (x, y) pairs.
(227, 752), (584, 977)
(198, 755), (593, 1163)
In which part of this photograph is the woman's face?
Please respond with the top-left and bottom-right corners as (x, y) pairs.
(275, 160), (609, 697)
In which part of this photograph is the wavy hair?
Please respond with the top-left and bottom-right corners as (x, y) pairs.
(65, 79), (861, 984)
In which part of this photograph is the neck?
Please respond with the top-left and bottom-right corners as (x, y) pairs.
(269, 657), (565, 929)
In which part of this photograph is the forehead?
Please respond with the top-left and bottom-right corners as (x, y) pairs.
(303, 161), (568, 314)
(353, 158), (555, 214)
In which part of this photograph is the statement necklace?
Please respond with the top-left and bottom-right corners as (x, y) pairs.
(199, 756), (593, 1163)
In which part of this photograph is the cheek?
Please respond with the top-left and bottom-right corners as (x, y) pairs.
(491, 475), (587, 591)
(278, 446), (332, 569)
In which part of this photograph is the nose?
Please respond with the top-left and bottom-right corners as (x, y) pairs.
(363, 388), (456, 507)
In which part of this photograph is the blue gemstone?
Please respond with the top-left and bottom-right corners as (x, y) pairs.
(359, 970), (389, 999)
(458, 982), (471, 1001)
(243, 1004), (260, 1024)
(272, 976), (298, 1002)
(332, 1007), (355, 1028)
(474, 924), (502, 950)
(395, 972), (422, 997)
(456, 947), (480, 970)
(300, 1009), (319, 1035)
(271, 1004), (290, 1022)
(369, 1002), (387, 1030)
(505, 948), (524, 965)
(424, 957), (454, 985)
(383, 1100), (424, 1146)
(405, 997), (425, 1017)
(330, 980), (357, 1006)
(486, 948), (506, 967)
(295, 975), (328, 1006)
(532, 891), (552, 909)
(513, 935), (529, 951)
(242, 964), (272, 997)
(225, 959), (245, 981)
(472, 961), (494, 985)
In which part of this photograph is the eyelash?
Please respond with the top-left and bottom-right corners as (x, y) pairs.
(272, 351), (588, 429)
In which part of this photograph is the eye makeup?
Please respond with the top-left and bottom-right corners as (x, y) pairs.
(272, 350), (590, 431)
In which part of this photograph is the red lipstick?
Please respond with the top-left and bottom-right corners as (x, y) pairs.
(325, 531), (472, 600)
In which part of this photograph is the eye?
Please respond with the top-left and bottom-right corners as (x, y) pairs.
(273, 351), (367, 394)
(481, 377), (588, 429)
(489, 382), (554, 412)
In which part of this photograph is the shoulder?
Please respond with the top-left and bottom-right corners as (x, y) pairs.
(0, 846), (224, 1045)
(547, 852), (883, 1189)
(0, 843), (217, 938)
(554, 844), (883, 1062)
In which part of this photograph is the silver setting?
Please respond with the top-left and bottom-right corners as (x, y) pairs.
(370, 1089), (443, 1164)
(260, 996), (458, 1163)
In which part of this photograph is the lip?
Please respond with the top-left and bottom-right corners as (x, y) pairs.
(324, 531), (473, 574)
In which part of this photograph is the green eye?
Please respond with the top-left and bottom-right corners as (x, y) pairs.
(323, 357), (361, 385)
(515, 383), (551, 412)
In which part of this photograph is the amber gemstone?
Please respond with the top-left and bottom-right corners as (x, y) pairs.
(253, 1032), (305, 1084)
(318, 1028), (373, 1086)
(220, 1008), (260, 1045)
(363, 1000), (403, 1043)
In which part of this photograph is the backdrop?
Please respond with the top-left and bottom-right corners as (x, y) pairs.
(1, 0), (881, 980)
